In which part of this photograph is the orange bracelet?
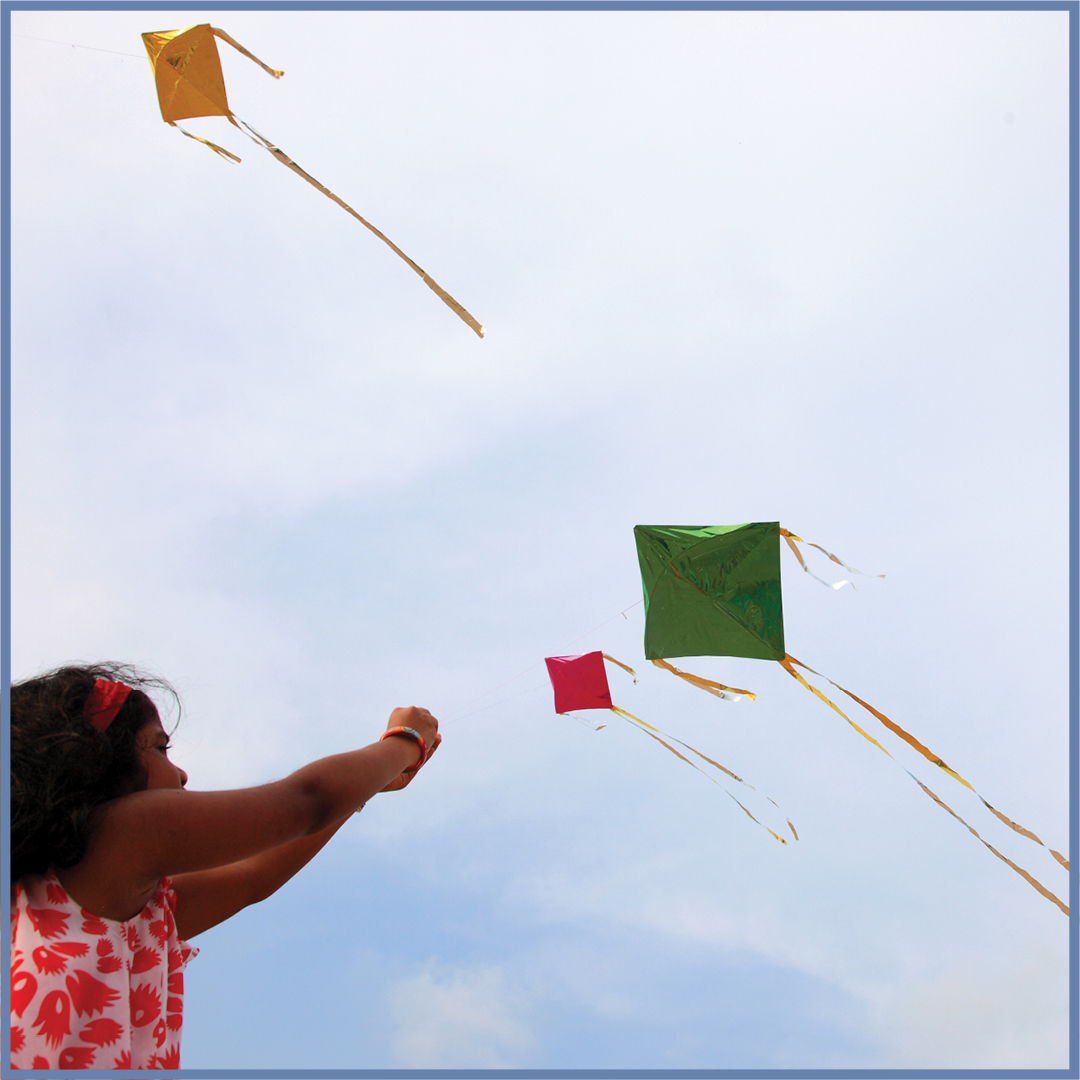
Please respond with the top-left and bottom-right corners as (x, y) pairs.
(380, 726), (428, 773)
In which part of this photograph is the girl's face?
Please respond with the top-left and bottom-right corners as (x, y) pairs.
(136, 716), (188, 791)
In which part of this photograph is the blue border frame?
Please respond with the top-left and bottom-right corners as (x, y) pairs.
(0, 1), (1077, 10)
(1, 2), (1076, 1077)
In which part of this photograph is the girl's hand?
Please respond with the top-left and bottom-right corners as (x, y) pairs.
(379, 732), (441, 792)
(385, 706), (439, 749)
(379, 707), (440, 791)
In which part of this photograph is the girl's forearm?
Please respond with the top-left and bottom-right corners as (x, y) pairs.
(290, 736), (422, 830)
(171, 813), (354, 937)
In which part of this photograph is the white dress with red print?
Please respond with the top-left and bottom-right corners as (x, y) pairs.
(10, 872), (198, 1069)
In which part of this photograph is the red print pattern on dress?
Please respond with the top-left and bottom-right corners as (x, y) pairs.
(94, 939), (122, 974)
(10, 873), (197, 1069)
(130, 946), (161, 974)
(27, 906), (69, 940)
(54, 941), (90, 959)
(59, 1045), (97, 1068)
(97, 954), (123, 974)
(79, 1017), (124, 1046)
(80, 910), (108, 936)
(11, 961), (37, 1017)
(66, 969), (121, 1017)
(32, 946), (69, 975)
(152, 1042), (182, 1069)
(32, 989), (71, 1048)
(129, 982), (161, 1027)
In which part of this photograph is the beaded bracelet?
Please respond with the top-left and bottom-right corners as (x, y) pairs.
(380, 726), (428, 773)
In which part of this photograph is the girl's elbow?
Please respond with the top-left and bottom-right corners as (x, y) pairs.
(293, 781), (338, 835)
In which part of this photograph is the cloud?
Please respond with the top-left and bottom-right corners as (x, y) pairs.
(387, 963), (533, 1067)
(875, 944), (1070, 1069)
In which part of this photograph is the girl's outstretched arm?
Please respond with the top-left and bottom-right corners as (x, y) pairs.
(58, 708), (439, 923)
(170, 736), (441, 938)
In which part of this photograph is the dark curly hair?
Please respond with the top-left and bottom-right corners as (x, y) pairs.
(11, 663), (179, 884)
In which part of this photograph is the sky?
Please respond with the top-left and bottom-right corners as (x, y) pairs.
(6, 4), (1074, 1073)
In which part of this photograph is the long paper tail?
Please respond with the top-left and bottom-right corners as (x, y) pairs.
(778, 655), (1068, 914)
(238, 121), (484, 338)
(782, 654), (1067, 866)
(609, 707), (794, 844)
(651, 657), (756, 700)
(211, 27), (284, 79)
(913, 776), (1068, 916)
(602, 654), (638, 682)
(169, 121), (242, 163)
(780, 528), (884, 590)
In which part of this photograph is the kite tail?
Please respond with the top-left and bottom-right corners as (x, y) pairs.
(169, 121), (242, 163)
(602, 654), (638, 682)
(778, 654), (1068, 915)
(911, 774), (1068, 917)
(782, 654), (1067, 866)
(210, 27), (284, 78)
(779, 528), (884, 590)
(609, 706), (792, 845)
(236, 120), (485, 338)
(651, 657), (756, 700)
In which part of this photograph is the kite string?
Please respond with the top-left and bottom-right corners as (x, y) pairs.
(565, 599), (642, 646)
(446, 681), (550, 726)
(12, 33), (146, 59)
(442, 665), (545, 724)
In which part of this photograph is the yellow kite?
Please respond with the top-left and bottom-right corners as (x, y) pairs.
(142, 25), (484, 337)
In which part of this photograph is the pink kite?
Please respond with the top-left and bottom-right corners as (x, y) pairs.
(544, 652), (613, 713)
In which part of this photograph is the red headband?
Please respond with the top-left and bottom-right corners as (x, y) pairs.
(84, 679), (134, 733)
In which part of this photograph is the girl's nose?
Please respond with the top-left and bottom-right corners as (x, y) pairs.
(179, 768), (189, 787)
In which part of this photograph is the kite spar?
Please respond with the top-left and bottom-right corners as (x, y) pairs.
(142, 24), (484, 337)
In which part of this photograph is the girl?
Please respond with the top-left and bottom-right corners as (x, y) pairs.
(10, 663), (440, 1069)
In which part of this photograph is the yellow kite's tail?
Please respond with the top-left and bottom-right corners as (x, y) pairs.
(237, 121), (484, 338)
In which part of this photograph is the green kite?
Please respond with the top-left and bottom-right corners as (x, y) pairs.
(632, 522), (1068, 916)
